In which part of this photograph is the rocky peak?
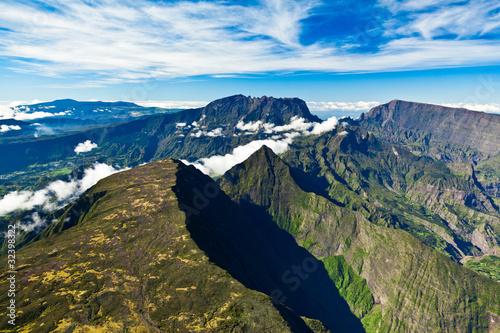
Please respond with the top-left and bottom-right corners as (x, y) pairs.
(202, 94), (320, 125)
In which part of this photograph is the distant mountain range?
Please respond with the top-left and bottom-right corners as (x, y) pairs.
(11, 99), (164, 121)
(0, 99), (179, 144)
(1, 95), (500, 332)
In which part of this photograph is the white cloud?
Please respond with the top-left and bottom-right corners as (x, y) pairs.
(235, 116), (318, 135)
(309, 117), (339, 135)
(0, 102), (73, 121)
(17, 212), (48, 233)
(442, 102), (500, 114)
(205, 128), (223, 137)
(236, 120), (263, 132)
(189, 127), (224, 138)
(235, 115), (339, 136)
(268, 117), (313, 133)
(74, 140), (98, 154)
(392, 146), (399, 156)
(0, 125), (21, 132)
(0, 104), (15, 119)
(338, 130), (348, 136)
(307, 101), (381, 112)
(136, 101), (208, 109)
(191, 115), (206, 128)
(184, 116), (338, 175)
(0, 163), (123, 216)
(0, 101), (56, 120)
(12, 111), (55, 121)
(46, 179), (79, 202)
(190, 131), (203, 138)
(0, 189), (50, 216)
(176, 122), (187, 127)
(55, 110), (72, 116)
(183, 136), (295, 175)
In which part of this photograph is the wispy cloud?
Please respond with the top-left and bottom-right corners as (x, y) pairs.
(16, 212), (48, 233)
(442, 102), (500, 114)
(379, 0), (466, 13)
(183, 136), (295, 175)
(379, 0), (500, 39)
(0, 0), (498, 86)
(135, 101), (209, 109)
(307, 101), (380, 112)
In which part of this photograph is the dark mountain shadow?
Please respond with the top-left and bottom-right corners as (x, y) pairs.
(288, 166), (346, 208)
(173, 162), (365, 333)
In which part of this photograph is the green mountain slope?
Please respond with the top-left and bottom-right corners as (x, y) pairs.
(279, 126), (500, 261)
(0, 159), (366, 332)
(219, 145), (500, 332)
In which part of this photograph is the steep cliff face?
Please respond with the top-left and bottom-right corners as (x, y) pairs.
(283, 126), (499, 259)
(174, 160), (363, 332)
(358, 100), (500, 156)
(357, 100), (500, 199)
(201, 95), (321, 125)
(220, 146), (500, 332)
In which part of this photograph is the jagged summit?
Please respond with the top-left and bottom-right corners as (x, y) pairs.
(202, 94), (320, 125)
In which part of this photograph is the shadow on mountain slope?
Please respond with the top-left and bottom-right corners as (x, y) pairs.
(173, 161), (365, 333)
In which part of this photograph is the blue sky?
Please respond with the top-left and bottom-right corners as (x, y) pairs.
(0, 0), (500, 112)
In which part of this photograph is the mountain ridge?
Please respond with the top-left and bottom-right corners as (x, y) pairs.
(201, 94), (321, 124)
(358, 99), (500, 156)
